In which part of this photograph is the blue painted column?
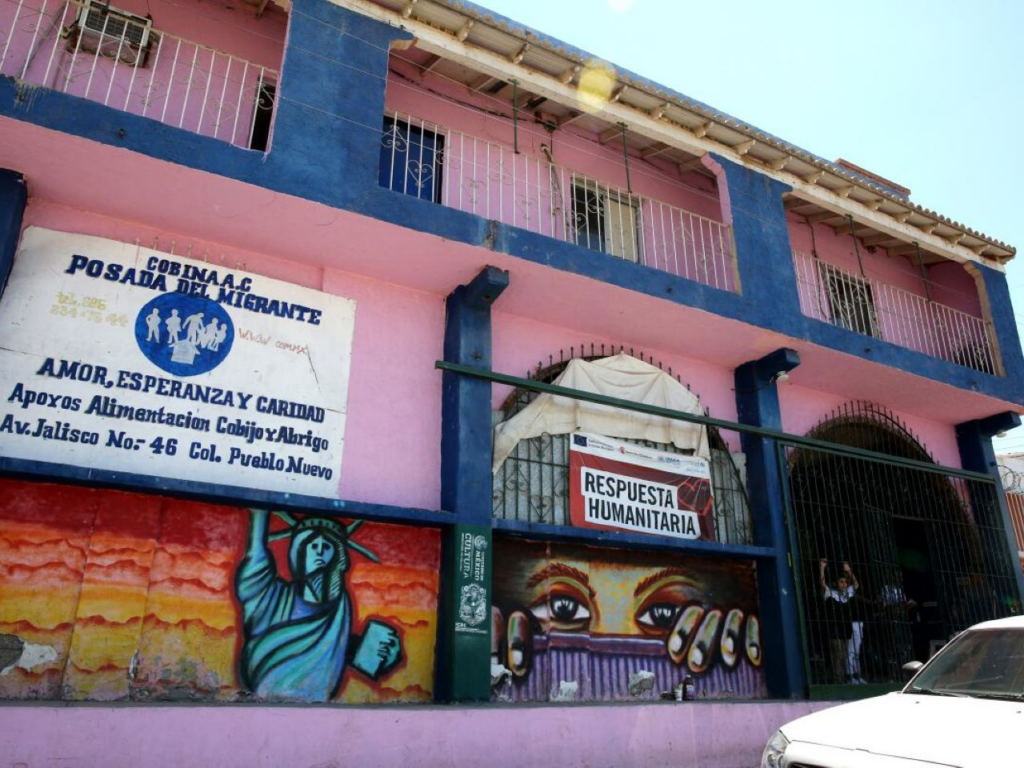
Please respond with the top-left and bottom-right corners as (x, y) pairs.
(956, 412), (1024, 615)
(735, 348), (805, 698)
(437, 266), (509, 702)
(0, 170), (27, 299)
(710, 154), (802, 337)
(975, 264), (1024, 387)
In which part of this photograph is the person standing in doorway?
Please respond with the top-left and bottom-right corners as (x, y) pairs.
(819, 559), (864, 684)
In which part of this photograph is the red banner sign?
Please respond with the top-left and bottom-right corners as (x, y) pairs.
(569, 432), (713, 540)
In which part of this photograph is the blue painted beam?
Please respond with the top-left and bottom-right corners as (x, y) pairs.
(495, 518), (777, 560)
(735, 347), (806, 699)
(0, 456), (452, 526)
(0, 169), (27, 298)
(955, 412), (1024, 614)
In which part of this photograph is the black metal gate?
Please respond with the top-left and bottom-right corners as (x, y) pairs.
(782, 403), (1020, 695)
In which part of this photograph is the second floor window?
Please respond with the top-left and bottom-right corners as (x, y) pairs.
(571, 181), (640, 263)
(822, 263), (878, 338)
(379, 116), (445, 203)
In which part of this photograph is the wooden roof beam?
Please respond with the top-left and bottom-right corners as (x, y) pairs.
(558, 64), (581, 85)
(455, 19), (474, 42)
(862, 233), (898, 247)
(677, 156), (706, 173)
(887, 244), (919, 257)
(806, 210), (842, 224)
(419, 53), (442, 74)
(468, 73), (497, 91)
(556, 110), (584, 128)
(401, 0), (417, 19)
(509, 43), (530, 65)
(734, 139), (756, 156)
(649, 102), (671, 121)
(599, 125), (624, 144)
(640, 142), (671, 159)
(518, 93), (547, 110)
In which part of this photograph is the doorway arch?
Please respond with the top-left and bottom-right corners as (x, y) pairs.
(787, 402), (1010, 688)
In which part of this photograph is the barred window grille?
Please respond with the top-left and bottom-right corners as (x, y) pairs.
(491, 352), (754, 546)
(571, 180), (641, 263)
(822, 263), (879, 338)
(378, 115), (445, 203)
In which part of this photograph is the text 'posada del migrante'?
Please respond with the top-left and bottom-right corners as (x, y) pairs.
(64, 254), (324, 325)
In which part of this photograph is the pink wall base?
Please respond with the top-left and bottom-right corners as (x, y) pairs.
(0, 701), (837, 767)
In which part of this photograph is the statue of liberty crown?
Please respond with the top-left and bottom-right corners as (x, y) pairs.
(265, 510), (380, 563)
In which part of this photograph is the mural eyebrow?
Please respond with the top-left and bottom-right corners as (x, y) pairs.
(633, 567), (694, 598)
(526, 563), (595, 597)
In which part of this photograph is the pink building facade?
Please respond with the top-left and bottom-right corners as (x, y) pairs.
(0, 1), (1022, 765)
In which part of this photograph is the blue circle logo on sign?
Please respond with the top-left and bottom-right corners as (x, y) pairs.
(135, 294), (234, 376)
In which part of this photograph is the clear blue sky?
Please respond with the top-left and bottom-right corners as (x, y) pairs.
(476, 0), (1024, 452)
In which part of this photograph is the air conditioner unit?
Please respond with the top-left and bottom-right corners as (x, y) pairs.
(72, 1), (153, 65)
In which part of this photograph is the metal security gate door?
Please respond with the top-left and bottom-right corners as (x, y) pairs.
(781, 405), (1020, 697)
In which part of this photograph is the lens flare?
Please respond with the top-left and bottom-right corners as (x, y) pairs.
(577, 61), (617, 113)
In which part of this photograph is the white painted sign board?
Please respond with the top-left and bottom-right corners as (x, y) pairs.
(0, 227), (355, 498)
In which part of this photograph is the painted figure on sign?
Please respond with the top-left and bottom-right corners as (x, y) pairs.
(165, 309), (182, 344)
(235, 509), (402, 702)
(201, 319), (221, 351)
(212, 321), (228, 352)
(145, 308), (162, 342)
(184, 312), (205, 345)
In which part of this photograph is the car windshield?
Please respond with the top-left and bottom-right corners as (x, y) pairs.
(907, 628), (1024, 700)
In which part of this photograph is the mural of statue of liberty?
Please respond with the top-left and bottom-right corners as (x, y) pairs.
(236, 509), (402, 701)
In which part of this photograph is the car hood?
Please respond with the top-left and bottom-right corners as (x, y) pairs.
(781, 692), (1024, 767)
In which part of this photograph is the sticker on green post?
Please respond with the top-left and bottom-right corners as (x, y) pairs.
(454, 528), (490, 636)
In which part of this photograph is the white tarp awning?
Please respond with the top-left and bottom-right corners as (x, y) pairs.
(492, 354), (710, 472)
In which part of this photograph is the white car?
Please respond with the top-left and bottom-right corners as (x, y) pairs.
(761, 615), (1024, 767)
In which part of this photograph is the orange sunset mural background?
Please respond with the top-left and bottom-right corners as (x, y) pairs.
(0, 478), (441, 703)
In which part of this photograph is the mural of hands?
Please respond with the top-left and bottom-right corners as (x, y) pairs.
(351, 620), (403, 680)
(666, 605), (761, 672)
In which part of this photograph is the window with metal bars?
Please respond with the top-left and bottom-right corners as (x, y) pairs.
(784, 403), (1019, 694)
(491, 351), (754, 546)
(821, 264), (879, 338)
(570, 181), (640, 263)
(378, 115), (445, 203)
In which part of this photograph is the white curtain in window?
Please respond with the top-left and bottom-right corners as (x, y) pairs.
(492, 353), (709, 472)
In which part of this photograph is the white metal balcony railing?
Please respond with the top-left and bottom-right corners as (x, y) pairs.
(0, 0), (277, 149)
(793, 250), (999, 374)
(380, 112), (738, 292)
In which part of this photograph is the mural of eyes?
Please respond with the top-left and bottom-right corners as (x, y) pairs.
(634, 577), (700, 637)
(636, 603), (680, 631)
(530, 591), (591, 630)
